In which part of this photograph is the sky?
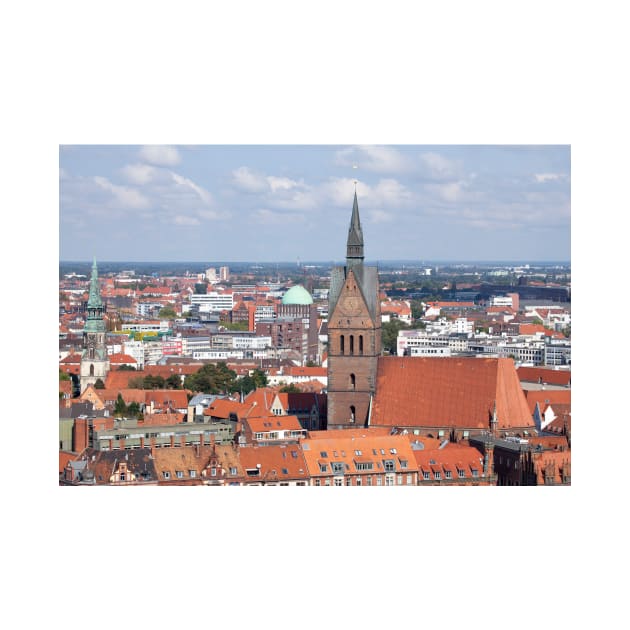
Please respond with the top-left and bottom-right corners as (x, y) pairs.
(59, 144), (570, 263)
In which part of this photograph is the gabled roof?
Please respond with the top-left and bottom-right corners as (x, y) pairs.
(371, 357), (535, 431)
(300, 434), (418, 476)
(203, 398), (251, 419)
(238, 444), (309, 481)
(413, 442), (486, 479)
(244, 415), (304, 433)
(524, 389), (571, 414)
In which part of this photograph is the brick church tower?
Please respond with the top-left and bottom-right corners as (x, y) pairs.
(327, 191), (381, 427)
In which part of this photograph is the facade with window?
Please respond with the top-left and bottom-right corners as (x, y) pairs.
(300, 434), (418, 486)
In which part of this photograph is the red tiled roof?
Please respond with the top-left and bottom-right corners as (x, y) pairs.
(203, 398), (252, 419)
(109, 353), (138, 365)
(245, 415), (304, 433)
(524, 389), (571, 415)
(371, 357), (535, 431)
(517, 367), (571, 386)
(238, 444), (309, 481)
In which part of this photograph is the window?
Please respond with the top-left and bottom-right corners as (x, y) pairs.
(471, 469), (479, 478)
(359, 335), (364, 355)
(163, 471), (170, 480)
(314, 479), (321, 486)
(366, 476), (372, 486)
(385, 475), (394, 486)
(376, 476), (382, 486)
(319, 463), (328, 473)
(399, 459), (408, 469)
(355, 461), (373, 471)
(407, 473), (413, 485)
(390, 448), (397, 454)
(211, 467), (217, 477)
(354, 449), (362, 456)
(445, 470), (452, 479)
(350, 373), (356, 390)
(383, 460), (395, 472)
(457, 468), (465, 478)
(331, 462), (344, 474)
(282, 468), (289, 475)
(340, 335), (345, 355)
(350, 335), (354, 355)
(350, 406), (356, 422)
(176, 470), (184, 478)
(334, 478), (343, 486)
(423, 471), (430, 480)
(320, 451), (328, 458)
(434, 471), (441, 480)
(397, 475), (403, 485)
(229, 467), (237, 475)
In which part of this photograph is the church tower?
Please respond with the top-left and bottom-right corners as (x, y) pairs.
(327, 192), (381, 427)
(80, 258), (110, 392)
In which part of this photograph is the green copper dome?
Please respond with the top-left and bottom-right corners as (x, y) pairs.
(282, 285), (313, 305)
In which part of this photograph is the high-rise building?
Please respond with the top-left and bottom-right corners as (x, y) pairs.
(326, 192), (381, 427)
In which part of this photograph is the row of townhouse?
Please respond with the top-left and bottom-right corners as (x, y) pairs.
(61, 430), (499, 486)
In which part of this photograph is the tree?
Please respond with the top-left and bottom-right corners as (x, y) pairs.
(279, 383), (301, 393)
(184, 362), (238, 394)
(158, 306), (177, 320)
(128, 376), (145, 389)
(114, 393), (127, 417)
(127, 401), (141, 417)
(165, 374), (183, 389)
(381, 319), (409, 355)
(94, 378), (106, 389)
(143, 374), (165, 389)
(59, 369), (70, 381)
(117, 364), (137, 371)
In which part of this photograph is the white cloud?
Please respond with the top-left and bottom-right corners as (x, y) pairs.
(138, 145), (181, 166)
(232, 167), (316, 209)
(323, 177), (413, 209)
(419, 152), (459, 179)
(335, 145), (411, 173)
(92, 176), (150, 209)
(232, 166), (268, 192)
(534, 172), (567, 183)
(121, 163), (157, 185)
(170, 172), (213, 205)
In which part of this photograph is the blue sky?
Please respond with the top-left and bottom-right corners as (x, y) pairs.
(59, 144), (570, 263)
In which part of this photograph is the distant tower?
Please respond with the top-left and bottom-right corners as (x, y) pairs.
(80, 258), (110, 392)
(327, 191), (381, 427)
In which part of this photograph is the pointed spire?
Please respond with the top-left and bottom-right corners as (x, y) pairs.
(346, 190), (364, 265)
(87, 257), (103, 309)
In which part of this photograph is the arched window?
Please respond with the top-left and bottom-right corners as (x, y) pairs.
(340, 335), (345, 355)
(350, 373), (356, 390)
(89, 364), (94, 376)
(359, 335), (364, 355)
(350, 335), (354, 355)
(350, 406), (356, 422)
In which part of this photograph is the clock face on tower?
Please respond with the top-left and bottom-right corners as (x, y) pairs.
(342, 296), (361, 315)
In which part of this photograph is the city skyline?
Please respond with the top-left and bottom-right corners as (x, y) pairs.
(59, 145), (570, 264)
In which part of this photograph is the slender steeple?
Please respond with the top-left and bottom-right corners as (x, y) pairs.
(346, 190), (364, 265)
(84, 257), (105, 333)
